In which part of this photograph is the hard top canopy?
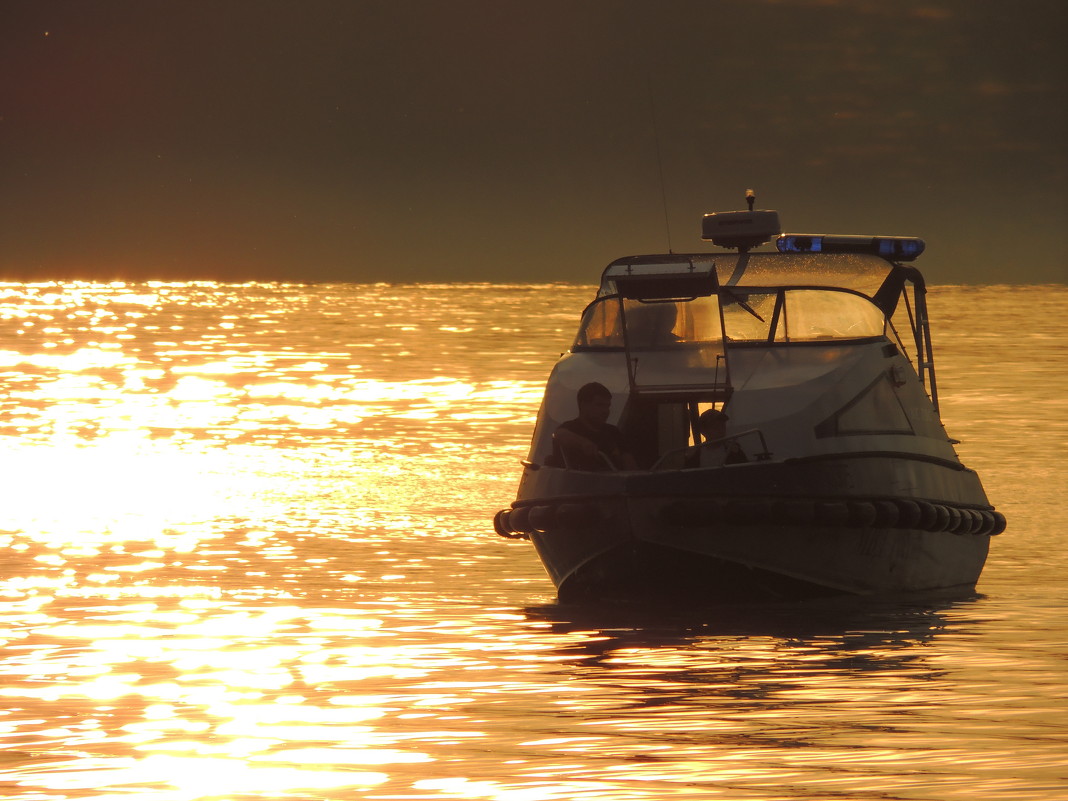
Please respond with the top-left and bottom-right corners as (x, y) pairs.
(599, 251), (907, 305)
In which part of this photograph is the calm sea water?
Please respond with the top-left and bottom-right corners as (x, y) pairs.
(0, 281), (1065, 801)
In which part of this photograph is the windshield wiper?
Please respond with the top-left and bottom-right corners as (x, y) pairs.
(722, 288), (766, 323)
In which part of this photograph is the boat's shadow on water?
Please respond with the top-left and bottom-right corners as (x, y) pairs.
(523, 589), (983, 663)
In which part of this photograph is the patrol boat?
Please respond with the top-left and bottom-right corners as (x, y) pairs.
(493, 198), (1005, 603)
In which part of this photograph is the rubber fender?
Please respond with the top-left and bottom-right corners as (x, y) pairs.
(957, 508), (980, 535)
(944, 506), (964, 534)
(988, 510), (1007, 535)
(895, 499), (922, 529)
(930, 504), (952, 532)
(915, 501), (939, 531)
(509, 505), (532, 534)
(814, 501), (851, 527)
(973, 510), (996, 537)
(965, 509), (986, 535)
(528, 505), (555, 532)
(872, 500), (900, 528)
(493, 509), (513, 537)
(953, 508), (974, 535)
(773, 498), (815, 525)
(556, 503), (601, 529)
(847, 500), (877, 527)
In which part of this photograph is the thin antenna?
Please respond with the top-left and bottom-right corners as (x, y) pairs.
(647, 79), (673, 253)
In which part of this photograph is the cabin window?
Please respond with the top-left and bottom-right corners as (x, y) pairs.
(721, 291), (777, 341)
(623, 297), (722, 348)
(574, 297), (625, 348)
(781, 289), (886, 341)
(574, 296), (723, 350)
(724, 289), (885, 342)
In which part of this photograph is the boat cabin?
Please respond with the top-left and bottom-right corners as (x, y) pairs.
(527, 210), (936, 472)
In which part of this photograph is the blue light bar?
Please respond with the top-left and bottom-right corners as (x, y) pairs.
(776, 234), (925, 261)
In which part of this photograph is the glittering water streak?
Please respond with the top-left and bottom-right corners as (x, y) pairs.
(1, 282), (1066, 800)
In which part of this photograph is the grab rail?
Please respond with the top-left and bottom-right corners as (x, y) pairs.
(558, 449), (618, 471)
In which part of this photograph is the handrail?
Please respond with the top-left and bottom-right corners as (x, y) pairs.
(650, 428), (773, 471)
(558, 448), (618, 471)
(899, 267), (938, 414)
(913, 279), (939, 414)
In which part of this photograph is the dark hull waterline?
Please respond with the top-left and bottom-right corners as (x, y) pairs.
(501, 454), (997, 603)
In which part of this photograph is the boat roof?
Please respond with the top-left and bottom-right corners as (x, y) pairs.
(599, 250), (913, 302)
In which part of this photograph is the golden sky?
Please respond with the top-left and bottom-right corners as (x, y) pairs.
(1, 0), (1065, 283)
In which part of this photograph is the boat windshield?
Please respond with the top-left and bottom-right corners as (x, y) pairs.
(574, 296), (723, 350)
(715, 252), (892, 298)
(723, 288), (886, 343)
(577, 288), (885, 348)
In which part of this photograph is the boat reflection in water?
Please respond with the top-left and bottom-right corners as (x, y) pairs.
(495, 198), (1005, 603)
(523, 590), (970, 674)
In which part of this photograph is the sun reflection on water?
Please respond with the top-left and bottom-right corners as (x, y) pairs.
(2, 283), (1065, 799)
(0, 281), (574, 799)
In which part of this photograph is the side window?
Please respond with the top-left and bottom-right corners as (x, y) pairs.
(574, 298), (624, 348)
(783, 290), (886, 341)
(575, 295), (725, 349)
(622, 301), (681, 348)
(721, 292), (777, 341)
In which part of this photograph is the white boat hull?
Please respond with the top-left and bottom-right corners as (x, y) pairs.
(492, 211), (1005, 603)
